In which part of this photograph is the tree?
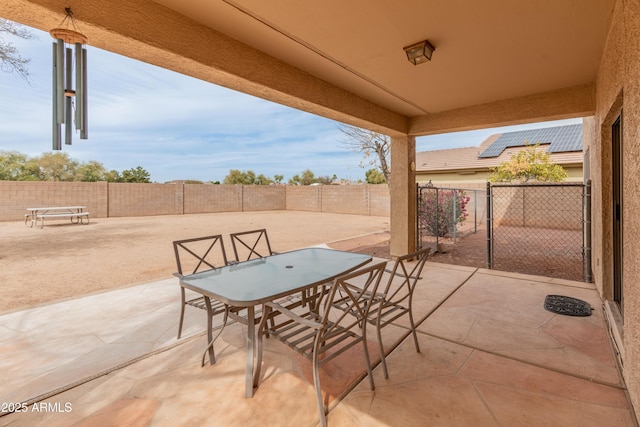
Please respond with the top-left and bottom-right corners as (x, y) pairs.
(224, 169), (252, 184)
(254, 174), (274, 185)
(489, 143), (568, 182)
(365, 168), (386, 184)
(34, 152), (78, 181)
(316, 174), (337, 185)
(273, 174), (284, 184)
(121, 166), (151, 183)
(0, 150), (38, 180)
(75, 161), (107, 182)
(104, 169), (122, 182)
(0, 19), (35, 81)
(289, 169), (317, 185)
(339, 124), (390, 185)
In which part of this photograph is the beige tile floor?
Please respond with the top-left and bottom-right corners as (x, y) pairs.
(0, 260), (636, 426)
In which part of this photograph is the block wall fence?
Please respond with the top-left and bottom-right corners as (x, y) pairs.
(0, 181), (391, 222)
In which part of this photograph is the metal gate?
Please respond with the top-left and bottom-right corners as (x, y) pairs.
(416, 184), (483, 253)
(486, 181), (591, 282)
(417, 181), (592, 283)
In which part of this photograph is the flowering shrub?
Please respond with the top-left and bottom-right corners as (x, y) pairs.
(419, 189), (470, 237)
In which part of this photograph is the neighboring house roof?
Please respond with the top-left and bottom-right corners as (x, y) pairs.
(478, 124), (582, 157)
(416, 124), (583, 174)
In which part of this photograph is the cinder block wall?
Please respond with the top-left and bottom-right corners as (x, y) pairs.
(285, 186), (322, 212)
(491, 186), (583, 230)
(243, 185), (286, 211)
(107, 183), (178, 217)
(0, 181), (107, 220)
(369, 185), (391, 217)
(0, 181), (390, 221)
(321, 185), (370, 215)
(183, 184), (242, 213)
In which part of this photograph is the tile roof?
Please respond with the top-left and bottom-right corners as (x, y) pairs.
(416, 125), (583, 173)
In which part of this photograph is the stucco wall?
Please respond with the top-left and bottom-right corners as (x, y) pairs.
(415, 166), (584, 186)
(0, 181), (389, 221)
(589, 0), (640, 415)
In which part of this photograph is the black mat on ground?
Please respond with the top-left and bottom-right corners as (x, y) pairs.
(544, 295), (592, 316)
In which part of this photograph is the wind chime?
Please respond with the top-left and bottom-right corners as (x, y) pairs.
(50, 7), (88, 150)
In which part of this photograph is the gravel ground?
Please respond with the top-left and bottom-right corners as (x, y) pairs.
(0, 211), (390, 314)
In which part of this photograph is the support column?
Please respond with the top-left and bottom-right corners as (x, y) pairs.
(390, 135), (416, 257)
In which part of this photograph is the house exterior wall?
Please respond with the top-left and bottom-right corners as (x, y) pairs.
(588, 0), (640, 414)
(415, 165), (584, 186)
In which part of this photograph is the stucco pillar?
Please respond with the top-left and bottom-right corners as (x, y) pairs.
(390, 135), (416, 257)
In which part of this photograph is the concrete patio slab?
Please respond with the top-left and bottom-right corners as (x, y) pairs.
(0, 259), (635, 426)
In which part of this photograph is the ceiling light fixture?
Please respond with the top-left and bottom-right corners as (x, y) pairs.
(403, 40), (435, 65)
(50, 7), (88, 150)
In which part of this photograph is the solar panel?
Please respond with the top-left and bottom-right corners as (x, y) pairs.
(478, 124), (582, 158)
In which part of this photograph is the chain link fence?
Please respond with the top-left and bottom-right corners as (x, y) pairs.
(487, 181), (591, 282)
(417, 185), (484, 253)
(417, 181), (592, 283)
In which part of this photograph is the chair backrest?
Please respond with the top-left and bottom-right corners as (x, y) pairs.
(380, 247), (431, 305)
(320, 262), (387, 337)
(173, 234), (229, 276)
(230, 229), (274, 262)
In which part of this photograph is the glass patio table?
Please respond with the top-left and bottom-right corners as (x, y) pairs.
(179, 247), (372, 397)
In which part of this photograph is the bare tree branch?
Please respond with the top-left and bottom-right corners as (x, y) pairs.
(338, 124), (390, 185)
(0, 18), (36, 82)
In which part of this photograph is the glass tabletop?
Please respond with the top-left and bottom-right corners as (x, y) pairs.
(180, 247), (372, 306)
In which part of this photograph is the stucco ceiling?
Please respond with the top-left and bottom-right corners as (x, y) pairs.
(0, 0), (615, 135)
(153, 0), (614, 118)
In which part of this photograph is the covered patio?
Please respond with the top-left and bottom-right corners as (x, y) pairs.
(2, 0), (640, 423)
(1, 259), (633, 425)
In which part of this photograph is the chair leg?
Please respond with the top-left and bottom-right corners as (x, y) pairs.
(312, 349), (328, 427)
(376, 315), (389, 379)
(408, 305), (421, 353)
(201, 297), (222, 367)
(177, 288), (187, 339)
(362, 323), (376, 391)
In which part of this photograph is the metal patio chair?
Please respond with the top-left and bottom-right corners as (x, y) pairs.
(230, 228), (316, 311)
(253, 261), (387, 427)
(332, 247), (431, 379)
(229, 228), (275, 262)
(173, 234), (234, 364)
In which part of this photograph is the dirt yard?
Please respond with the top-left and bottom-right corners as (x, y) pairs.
(0, 211), (391, 314)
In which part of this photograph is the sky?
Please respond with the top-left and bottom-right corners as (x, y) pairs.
(0, 23), (581, 183)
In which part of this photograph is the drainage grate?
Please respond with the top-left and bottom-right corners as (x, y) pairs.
(544, 295), (592, 316)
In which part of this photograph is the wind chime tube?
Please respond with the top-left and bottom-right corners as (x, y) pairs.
(52, 43), (61, 150)
(81, 47), (88, 139)
(55, 39), (65, 125)
(65, 47), (73, 145)
(75, 43), (83, 131)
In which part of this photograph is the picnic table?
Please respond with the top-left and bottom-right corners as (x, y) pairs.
(25, 206), (89, 228)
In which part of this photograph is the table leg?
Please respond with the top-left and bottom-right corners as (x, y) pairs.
(204, 297), (216, 365)
(246, 306), (255, 398)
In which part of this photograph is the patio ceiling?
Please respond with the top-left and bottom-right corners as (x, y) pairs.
(1, 0), (614, 136)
